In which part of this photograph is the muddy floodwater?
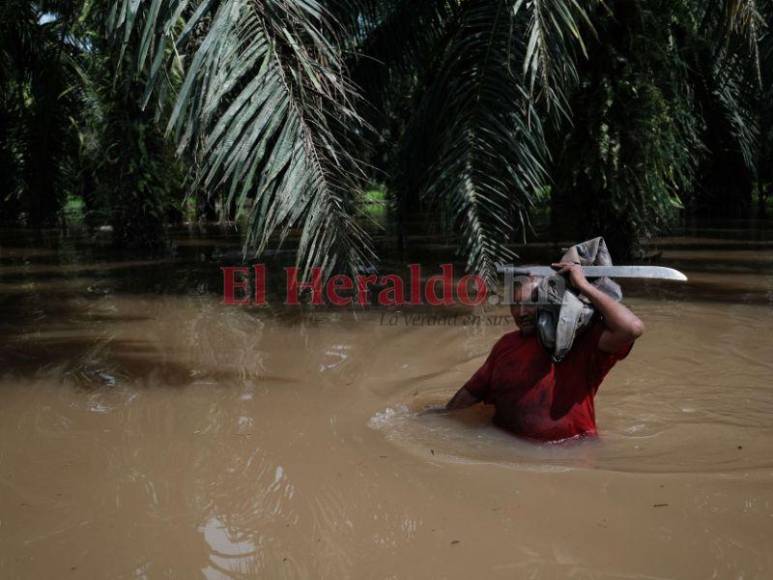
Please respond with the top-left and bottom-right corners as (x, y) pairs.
(1, 224), (772, 578)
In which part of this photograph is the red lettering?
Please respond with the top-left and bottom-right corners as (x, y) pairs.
(457, 274), (487, 306)
(222, 267), (250, 305)
(327, 274), (353, 306)
(253, 264), (267, 306)
(285, 267), (324, 305)
(408, 264), (422, 305)
(356, 274), (378, 306)
(425, 264), (455, 306)
(377, 274), (405, 306)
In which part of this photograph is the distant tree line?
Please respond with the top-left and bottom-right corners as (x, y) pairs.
(1, 0), (771, 279)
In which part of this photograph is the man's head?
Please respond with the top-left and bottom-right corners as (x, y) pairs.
(510, 276), (542, 335)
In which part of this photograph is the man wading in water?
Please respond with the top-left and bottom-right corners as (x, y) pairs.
(446, 262), (645, 441)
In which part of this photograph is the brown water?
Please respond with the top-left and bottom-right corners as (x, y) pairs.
(1, 227), (772, 579)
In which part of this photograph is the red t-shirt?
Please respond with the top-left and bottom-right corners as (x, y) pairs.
(463, 319), (632, 441)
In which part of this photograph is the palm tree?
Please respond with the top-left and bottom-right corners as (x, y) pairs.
(0, 0), (85, 226)
(756, 0), (773, 217)
(107, 0), (767, 276)
(686, 0), (764, 218)
(109, 0), (381, 277)
(551, 0), (704, 258)
(79, 2), (186, 251)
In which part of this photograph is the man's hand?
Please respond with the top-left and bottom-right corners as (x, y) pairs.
(552, 261), (645, 353)
(551, 262), (590, 291)
(446, 386), (480, 410)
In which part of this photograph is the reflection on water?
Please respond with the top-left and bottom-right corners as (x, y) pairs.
(0, 224), (772, 578)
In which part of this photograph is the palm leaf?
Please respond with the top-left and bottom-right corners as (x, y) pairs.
(401, 0), (549, 287)
(110, 0), (375, 277)
(514, 0), (595, 116)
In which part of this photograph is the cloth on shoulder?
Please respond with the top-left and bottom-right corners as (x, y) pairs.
(536, 237), (622, 362)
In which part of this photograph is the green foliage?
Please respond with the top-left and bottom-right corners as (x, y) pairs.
(0, 1), (85, 226)
(398, 0), (550, 285)
(682, 0), (764, 217)
(80, 3), (186, 251)
(96, 93), (182, 251)
(552, 1), (702, 258)
(0, 0), (187, 249)
(754, 0), (773, 215)
(109, 0), (377, 276)
(109, 0), (602, 280)
(0, 0), (769, 275)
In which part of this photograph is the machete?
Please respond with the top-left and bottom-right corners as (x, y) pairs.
(495, 264), (688, 281)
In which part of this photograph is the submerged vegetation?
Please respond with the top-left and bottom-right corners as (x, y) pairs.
(1, 0), (771, 279)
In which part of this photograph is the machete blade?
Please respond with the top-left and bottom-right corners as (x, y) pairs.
(495, 264), (688, 281)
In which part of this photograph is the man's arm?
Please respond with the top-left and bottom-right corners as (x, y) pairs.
(552, 262), (645, 353)
(446, 386), (480, 410)
(446, 343), (499, 410)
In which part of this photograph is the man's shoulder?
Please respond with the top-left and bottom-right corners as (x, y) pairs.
(491, 329), (530, 356)
(495, 329), (522, 345)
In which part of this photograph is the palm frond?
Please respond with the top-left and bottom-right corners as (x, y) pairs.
(514, 0), (594, 116)
(710, 53), (760, 173)
(701, 1), (763, 172)
(402, 0), (548, 286)
(345, 0), (458, 98)
(110, 0), (375, 276)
